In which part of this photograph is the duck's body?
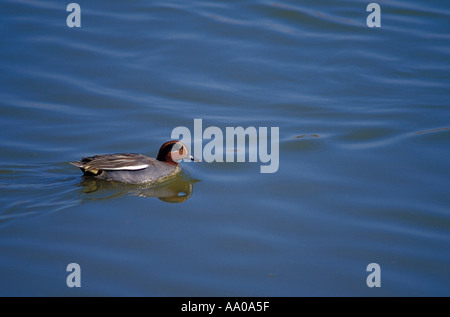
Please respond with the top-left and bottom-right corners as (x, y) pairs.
(70, 141), (193, 184)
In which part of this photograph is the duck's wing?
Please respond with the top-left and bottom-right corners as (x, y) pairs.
(70, 153), (154, 174)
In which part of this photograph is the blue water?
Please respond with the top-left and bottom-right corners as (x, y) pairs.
(0, 0), (449, 296)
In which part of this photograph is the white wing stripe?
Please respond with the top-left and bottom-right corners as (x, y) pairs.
(106, 164), (149, 171)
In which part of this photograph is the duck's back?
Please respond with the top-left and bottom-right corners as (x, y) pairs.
(71, 153), (179, 184)
(101, 160), (179, 184)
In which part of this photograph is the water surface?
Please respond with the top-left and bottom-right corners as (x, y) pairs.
(0, 0), (449, 296)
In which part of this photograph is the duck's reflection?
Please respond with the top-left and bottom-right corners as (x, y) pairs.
(76, 172), (199, 203)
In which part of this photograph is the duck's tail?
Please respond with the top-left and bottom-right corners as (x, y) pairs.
(69, 161), (83, 168)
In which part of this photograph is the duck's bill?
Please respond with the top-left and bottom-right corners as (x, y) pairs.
(189, 155), (201, 162)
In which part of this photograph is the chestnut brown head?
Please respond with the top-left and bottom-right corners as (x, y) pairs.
(156, 141), (195, 164)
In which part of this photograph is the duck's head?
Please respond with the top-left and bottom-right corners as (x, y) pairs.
(157, 140), (197, 164)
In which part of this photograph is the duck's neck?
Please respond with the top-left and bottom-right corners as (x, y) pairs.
(157, 152), (177, 165)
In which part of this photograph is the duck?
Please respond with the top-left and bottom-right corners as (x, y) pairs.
(70, 140), (196, 184)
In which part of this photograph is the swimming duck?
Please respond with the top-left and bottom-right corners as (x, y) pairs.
(70, 140), (196, 184)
